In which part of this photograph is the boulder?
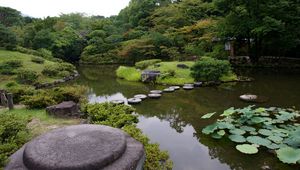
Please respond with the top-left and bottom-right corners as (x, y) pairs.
(46, 101), (80, 117)
(5, 125), (145, 170)
(177, 64), (189, 69)
(141, 70), (160, 83)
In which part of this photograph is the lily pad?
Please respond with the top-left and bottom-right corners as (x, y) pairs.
(228, 135), (246, 143)
(202, 123), (218, 135)
(236, 144), (258, 154)
(258, 129), (273, 136)
(217, 130), (226, 136)
(229, 128), (246, 135)
(249, 117), (266, 124)
(221, 107), (235, 117)
(276, 147), (300, 164)
(201, 112), (216, 119)
(240, 126), (256, 132)
(211, 132), (223, 139)
(268, 135), (283, 144)
(247, 136), (272, 147)
(266, 143), (280, 150)
(216, 122), (234, 130)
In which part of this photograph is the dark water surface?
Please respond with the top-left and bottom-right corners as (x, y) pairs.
(76, 65), (300, 170)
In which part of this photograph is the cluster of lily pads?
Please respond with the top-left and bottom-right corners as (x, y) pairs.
(201, 105), (300, 164)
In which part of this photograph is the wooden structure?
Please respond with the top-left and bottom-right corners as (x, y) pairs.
(0, 89), (14, 110)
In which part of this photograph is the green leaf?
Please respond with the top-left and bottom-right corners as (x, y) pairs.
(229, 128), (246, 135)
(217, 130), (226, 136)
(240, 126), (256, 132)
(266, 143), (280, 150)
(268, 135), (283, 144)
(228, 135), (246, 143)
(236, 144), (258, 154)
(258, 129), (273, 136)
(249, 117), (265, 124)
(202, 123), (218, 135)
(217, 122), (234, 129)
(276, 147), (300, 164)
(201, 112), (216, 119)
(246, 136), (272, 147)
(211, 132), (222, 139)
(221, 107), (235, 117)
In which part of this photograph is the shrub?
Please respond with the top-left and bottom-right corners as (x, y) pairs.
(42, 65), (59, 77)
(58, 71), (70, 77)
(85, 103), (173, 170)
(6, 85), (35, 103)
(15, 47), (54, 60)
(21, 85), (87, 109)
(0, 60), (23, 75)
(0, 113), (30, 167)
(5, 81), (18, 88)
(160, 69), (176, 79)
(191, 57), (231, 81)
(31, 56), (45, 64)
(16, 69), (39, 84)
(135, 59), (162, 69)
(59, 63), (75, 72)
(116, 66), (141, 81)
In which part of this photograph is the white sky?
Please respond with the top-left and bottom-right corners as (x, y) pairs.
(0, 0), (131, 18)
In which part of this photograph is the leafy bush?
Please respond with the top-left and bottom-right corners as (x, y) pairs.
(85, 103), (173, 169)
(190, 57), (231, 81)
(135, 59), (162, 69)
(58, 71), (70, 77)
(31, 56), (45, 64)
(0, 60), (23, 75)
(21, 85), (86, 109)
(16, 69), (39, 84)
(15, 47), (54, 60)
(160, 69), (176, 79)
(6, 85), (35, 103)
(5, 81), (18, 88)
(116, 66), (141, 81)
(59, 63), (75, 72)
(0, 113), (30, 167)
(42, 65), (59, 77)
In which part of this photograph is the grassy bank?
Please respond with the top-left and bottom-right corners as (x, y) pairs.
(116, 60), (238, 85)
(0, 50), (74, 89)
(0, 108), (81, 137)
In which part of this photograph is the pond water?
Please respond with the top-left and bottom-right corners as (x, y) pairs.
(75, 65), (300, 170)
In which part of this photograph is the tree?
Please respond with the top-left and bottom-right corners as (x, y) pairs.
(0, 24), (17, 50)
(0, 7), (23, 27)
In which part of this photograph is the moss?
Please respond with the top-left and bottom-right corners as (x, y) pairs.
(116, 66), (141, 81)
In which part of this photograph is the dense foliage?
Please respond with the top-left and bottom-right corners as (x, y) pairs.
(0, 113), (30, 167)
(1, 0), (298, 63)
(201, 106), (300, 164)
(84, 102), (173, 170)
(190, 57), (231, 81)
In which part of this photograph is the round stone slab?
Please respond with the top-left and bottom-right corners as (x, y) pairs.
(111, 100), (125, 105)
(134, 94), (147, 100)
(127, 98), (142, 104)
(163, 88), (175, 92)
(148, 93), (161, 99)
(183, 86), (194, 90)
(150, 90), (163, 94)
(23, 125), (127, 170)
(169, 86), (180, 90)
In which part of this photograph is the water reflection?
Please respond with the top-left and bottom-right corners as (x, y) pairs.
(76, 65), (300, 170)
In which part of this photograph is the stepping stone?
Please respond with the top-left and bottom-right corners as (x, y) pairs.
(163, 88), (175, 92)
(127, 98), (142, 104)
(46, 101), (80, 117)
(150, 90), (163, 94)
(183, 86), (194, 90)
(111, 100), (125, 105)
(240, 94), (269, 103)
(148, 93), (162, 99)
(6, 125), (145, 170)
(184, 84), (194, 87)
(134, 94), (147, 100)
(169, 86), (180, 90)
(194, 82), (203, 87)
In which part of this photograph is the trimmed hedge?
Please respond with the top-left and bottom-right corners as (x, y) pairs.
(135, 59), (162, 69)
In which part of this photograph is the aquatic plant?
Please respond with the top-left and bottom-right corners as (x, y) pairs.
(201, 105), (300, 164)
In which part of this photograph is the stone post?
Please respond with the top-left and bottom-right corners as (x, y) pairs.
(0, 92), (7, 107)
(7, 93), (14, 110)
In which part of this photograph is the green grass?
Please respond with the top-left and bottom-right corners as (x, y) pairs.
(147, 61), (195, 85)
(0, 108), (81, 137)
(0, 50), (64, 89)
(116, 66), (141, 81)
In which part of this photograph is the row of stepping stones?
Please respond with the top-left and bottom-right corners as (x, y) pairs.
(111, 82), (203, 105)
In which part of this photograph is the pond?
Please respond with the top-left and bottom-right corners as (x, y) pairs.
(75, 65), (300, 170)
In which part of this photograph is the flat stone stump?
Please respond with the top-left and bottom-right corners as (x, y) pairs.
(5, 125), (145, 170)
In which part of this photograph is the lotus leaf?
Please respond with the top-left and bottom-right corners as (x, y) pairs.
(250, 131), (258, 135)
(276, 147), (300, 164)
(201, 112), (216, 119)
(255, 107), (266, 113)
(229, 128), (246, 135)
(221, 107), (235, 117)
(249, 117), (266, 124)
(216, 122), (234, 130)
(258, 129), (273, 136)
(228, 135), (246, 143)
(268, 135), (283, 144)
(217, 130), (226, 136)
(240, 126), (256, 132)
(247, 136), (271, 147)
(236, 144), (258, 154)
(211, 132), (223, 139)
(202, 123), (218, 135)
(266, 143), (280, 150)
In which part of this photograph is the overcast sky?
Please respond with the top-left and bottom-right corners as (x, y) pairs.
(0, 0), (131, 18)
